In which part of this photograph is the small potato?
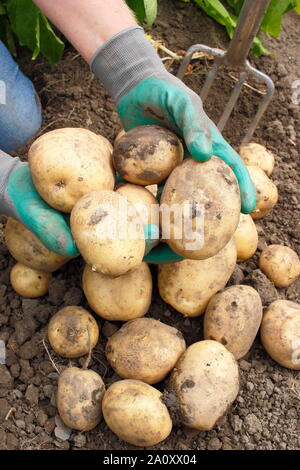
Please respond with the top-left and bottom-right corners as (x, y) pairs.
(158, 238), (237, 317)
(204, 285), (262, 359)
(116, 183), (159, 226)
(247, 166), (278, 219)
(82, 262), (152, 321)
(102, 379), (172, 446)
(10, 263), (51, 298)
(57, 367), (105, 431)
(113, 125), (184, 185)
(233, 213), (258, 261)
(106, 318), (186, 384)
(48, 306), (99, 358)
(168, 340), (239, 430)
(259, 245), (300, 287)
(239, 143), (275, 176)
(260, 300), (300, 369)
(4, 218), (69, 272)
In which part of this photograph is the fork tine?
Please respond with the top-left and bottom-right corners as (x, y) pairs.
(200, 62), (219, 103)
(217, 72), (248, 132)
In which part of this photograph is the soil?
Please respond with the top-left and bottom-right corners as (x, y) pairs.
(0, 0), (300, 451)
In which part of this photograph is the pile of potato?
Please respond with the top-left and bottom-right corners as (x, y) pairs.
(3, 126), (300, 447)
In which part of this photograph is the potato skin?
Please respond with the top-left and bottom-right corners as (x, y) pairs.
(106, 318), (186, 384)
(160, 157), (241, 260)
(233, 213), (258, 261)
(82, 262), (152, 321)
(57, 367), (105, 431)
(247, 166), (278, 220)
(168, 340), (239, 430)
(4, 218), (69, 273)
(260, 300), (300, 370)
(204, 285), (262, 359)
(102, 380), (172, 446)
(113, 125), (184, 185)
(158, 238), (237, 317)
(48, 306), (99, 358)
(239, 143), (275, 176)
(116, 183), (159, 226)
(259, 245), (300, 287)
(29, 128), (115, 213)
(10, 263), (51, 298)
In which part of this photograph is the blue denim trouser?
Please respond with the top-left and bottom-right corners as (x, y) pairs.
(0, 41), (42, 152)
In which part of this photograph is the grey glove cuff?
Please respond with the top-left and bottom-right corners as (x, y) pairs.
(0, 149), (21, 216)
(90, 26), (165, 104)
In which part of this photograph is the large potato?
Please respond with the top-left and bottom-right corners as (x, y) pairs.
(10, 262), (51, 298)
(5, 218), (69, 273)
(71, 190), (145, 276)
(247, 166), (278, 219)
(204, 285), (262, 359)
(57, 367), (105, 431)
(158, 238), (237, 317)
(259, 244), (300, 287)
(113, 125), (184, 185)
(106, 318), (186, 384)
(82, 262), (152, 321)
(260, 300), (300, 370)
(233, 213), (258, 261)
(102, 379), (172, 446)
(239, 143), (275, 176)
(116, 183), (159, 226)
(160, 157), (240, 260)
(168, 340), (239, 430)
(29, 128), (115, 213)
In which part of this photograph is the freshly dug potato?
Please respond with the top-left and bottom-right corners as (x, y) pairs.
(158, 238), (237, 317)
(106, 318), (186, 384)
(82, 262), (152, 321)
(4, 218), (69, 272)
(71, 190), (145, 276)
(259, 245), (300, 287)
(233, 213), (258, 261)
(102, 379), (172, 446)
(116, 183), (159, 226)
(160, 157), (240, 260)
(10, 262), (51, 298)
(204, 285), (262, 359)
(57, 367), (105, 431)
(239, 142), (275, 176)
(48, 306), (99, 358)
(247, 166), (278, 219)
(113, 125), (184, 185)
(29, 128), (115, 213)
(260, 300), (300, 369)
(168, 340), (239, 430)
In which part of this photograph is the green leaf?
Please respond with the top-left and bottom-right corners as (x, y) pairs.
(295, 0), (300, 12)
(144, 0), (157, 27)
(38, 12), (64, 66)
(193, 0), (237, 37)
(261, 0), (297, 36)
(126, 0), (146, 24)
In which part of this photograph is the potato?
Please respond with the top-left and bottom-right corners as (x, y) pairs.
(10, 262), (51, 298)
(158, 238), (237, 317)
(247, 166), (278, 219)
(260, 300), (300, 369)
(4, 218), (69, 272)
(114, 128), (126, 145)
(102, 379), (172, 446)
(168, 340), (239, 430)
(160, 157), (240, 260)
(57, 367), (105, 431)
(233, 213), (258, 261)
(29, 128), (115, 213)
(48, 306), (99, 358)
(71, 190), (145, 276)
(259, 245), (300, 287)
(82, 262), (152, 321)
(113, 125), (184, 185)
(239, 142), (275, 176)
(106, 318), (186, 384)
(116, 183), (159, 226)
(204, 285), (262, 359)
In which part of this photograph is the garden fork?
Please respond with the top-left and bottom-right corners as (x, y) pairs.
(177, 0), (275, 144)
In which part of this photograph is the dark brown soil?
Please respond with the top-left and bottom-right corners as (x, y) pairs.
(0, 0), (299, 451)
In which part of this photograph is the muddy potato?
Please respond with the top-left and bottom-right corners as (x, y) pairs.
(259, 244), (300, 287)
(10, 262), (51, 298)
(239, 142), (275, 176)
(106, 318), (186, 384)
(160, 157), (241, 260)
(168, 340), (239, 430)
(247, 166), (278, 220)
(113, 125), (184, 185)
(116, 183), (159, 226)
(71, 190), (145, 276)
(260, 300), (300, 370)
(4, 218), (69, 272)
(158, 238), (237, 317)
(29, 128), (115, 213)
(48, 306), (99, 358)
(57, 367), (105, 431)
(102, 379), (172, 446)
(204, 285), (262, 359)
(82, 262), (152, 321)
(233, 213), (258, 261)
